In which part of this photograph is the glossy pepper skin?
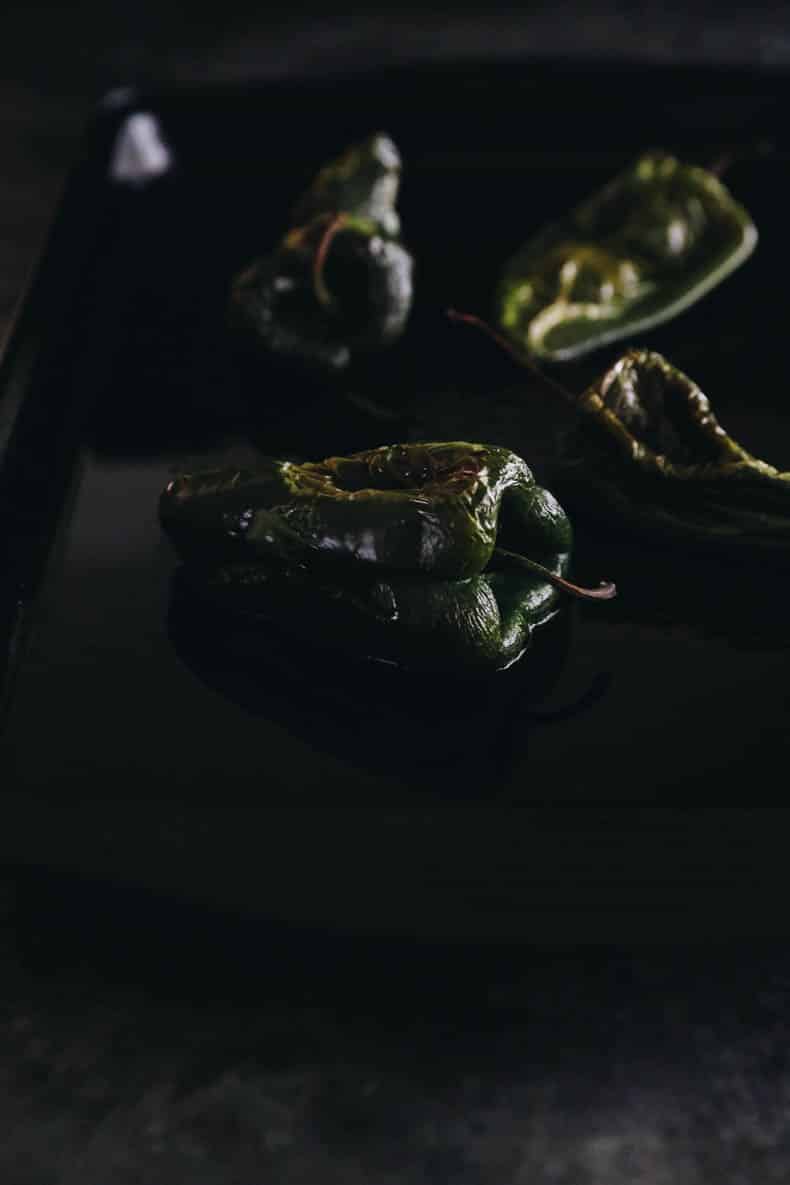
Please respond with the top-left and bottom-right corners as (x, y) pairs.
(230, 133), (414, 372)
(160, 442), (577, 672)
(557, 349), (790, 547)
(180, 552), (571, 673)
(498, 152), (757, 362)
(160, 442), (572, 577)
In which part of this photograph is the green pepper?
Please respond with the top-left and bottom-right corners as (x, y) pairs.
(557, 349), (790, 547)
(160, 442), (615, 672)
(290, 131), (403, 237)
(497, 152), (757, 362)
(178, 553), (570, 673)
(160, 442), (573, 577)
(229, 133), (414, 372)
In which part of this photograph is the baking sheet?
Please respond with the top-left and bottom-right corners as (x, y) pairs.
(1, 63), (788, 937)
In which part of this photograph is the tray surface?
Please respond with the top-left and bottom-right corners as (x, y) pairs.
(1, 63), (789, 937)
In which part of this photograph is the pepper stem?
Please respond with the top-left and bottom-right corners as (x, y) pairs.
(446, 308), (577, 407)
(707, 137), (774, 178)
(313, 213), (348, 308)
(493, 547), (616, 601)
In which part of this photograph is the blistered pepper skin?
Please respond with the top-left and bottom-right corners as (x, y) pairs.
(498, 153), (757, 362)
(161, 443), (579, 672)
(557, 349), (790, 547)
(160, 442), (572, 580)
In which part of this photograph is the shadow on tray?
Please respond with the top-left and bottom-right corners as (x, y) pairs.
(571, 523), (790, 652)
(166, 569), (610, 799)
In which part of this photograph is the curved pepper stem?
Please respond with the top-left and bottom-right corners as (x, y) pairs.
(313, 212), (349, 308)
(707, 137), (775, 178)
(493, 547), (616, 601)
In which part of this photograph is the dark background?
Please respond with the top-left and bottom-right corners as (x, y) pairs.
(5, 0), (790, 337)
(4, 3), (790, 1182)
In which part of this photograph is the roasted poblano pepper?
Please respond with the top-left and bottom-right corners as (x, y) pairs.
(160, 442), (615, 672)
(557, 349), (790, 547)
(230, 133), (414, 372)
(498, 152), (757, 362)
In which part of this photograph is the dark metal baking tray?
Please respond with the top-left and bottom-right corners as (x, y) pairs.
(2, 62), (789, 940)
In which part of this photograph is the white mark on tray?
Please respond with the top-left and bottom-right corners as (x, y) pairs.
(110, 113), (173, 185)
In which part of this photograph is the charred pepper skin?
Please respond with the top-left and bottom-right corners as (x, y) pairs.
(557, 349), (790, 547)
(160, 442), (572, 579)
(160, 442), (578, 672)
(498, 152), (757, 362)
(230, 133), (414, 372)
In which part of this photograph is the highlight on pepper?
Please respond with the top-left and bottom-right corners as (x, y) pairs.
(498, 152), (757, 362)
(160, 442), (615, 673)
(447, 310), (790, 548)
(556, 348), (790, 547)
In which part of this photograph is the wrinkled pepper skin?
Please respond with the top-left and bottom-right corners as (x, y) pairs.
(557, 348), (790, 547)
(498, 152), (757, 362)
(230, 133), (414, 372)
(183, 552), (570, 673)
(160, 442), (575, 672)
(160, 442), (572, 578)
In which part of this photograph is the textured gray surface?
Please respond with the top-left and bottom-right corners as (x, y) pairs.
(4, 877), (790, 1185)
(4, 4), (790, 1181)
